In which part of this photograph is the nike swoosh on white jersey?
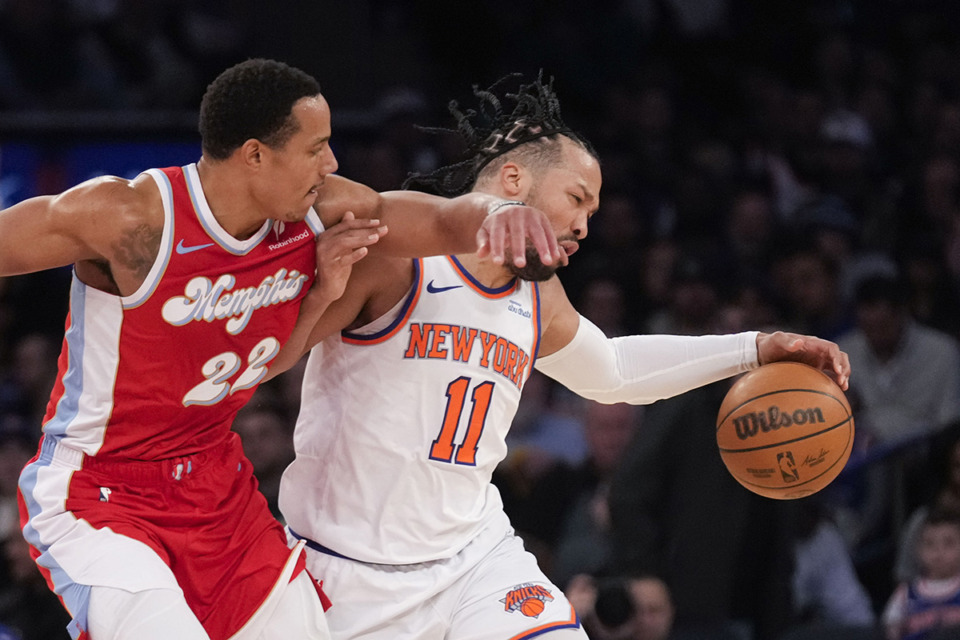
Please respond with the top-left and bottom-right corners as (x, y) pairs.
(426, 280), (463, 293)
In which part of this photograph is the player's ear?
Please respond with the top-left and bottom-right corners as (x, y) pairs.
(499, 162), (525, 198)
(240, 139), (263, 168)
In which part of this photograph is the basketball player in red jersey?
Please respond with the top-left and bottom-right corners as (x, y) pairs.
(0, 59), (563, 640)
(269, 73), (853, 639)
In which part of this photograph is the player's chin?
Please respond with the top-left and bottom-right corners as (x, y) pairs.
(284, 205), (313, 222)
(507, 245), (564, 282)
(294, 190), (320, 216)
(508, 259), (560, 282)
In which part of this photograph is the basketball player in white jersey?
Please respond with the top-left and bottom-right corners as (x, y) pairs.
(269, 73), (852, 639)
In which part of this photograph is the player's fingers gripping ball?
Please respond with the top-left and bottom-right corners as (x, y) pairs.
(716, 362), (854, 500)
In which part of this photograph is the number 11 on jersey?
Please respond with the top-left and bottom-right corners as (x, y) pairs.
(429, 377), (494, 466)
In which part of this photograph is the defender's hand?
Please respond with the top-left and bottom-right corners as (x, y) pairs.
(314, 211), (387, 303)
(476, 202), (566, 268)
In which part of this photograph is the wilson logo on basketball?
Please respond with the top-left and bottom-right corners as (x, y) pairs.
(501, 583), (554, 618)
(733, 406), (825, 440)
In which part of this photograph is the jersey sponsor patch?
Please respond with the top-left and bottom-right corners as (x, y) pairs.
(268, 229), (311, 251)
(506, 299), (532, 318)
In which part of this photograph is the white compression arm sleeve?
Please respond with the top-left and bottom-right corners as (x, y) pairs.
(535, 315), (760, 404)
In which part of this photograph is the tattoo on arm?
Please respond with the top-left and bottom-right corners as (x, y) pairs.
(112, 223), (162, 281)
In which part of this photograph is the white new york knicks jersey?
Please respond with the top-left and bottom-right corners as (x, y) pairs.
(280, 255), (541, 564)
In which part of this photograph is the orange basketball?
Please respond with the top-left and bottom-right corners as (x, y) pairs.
(716, 362), (854, 500)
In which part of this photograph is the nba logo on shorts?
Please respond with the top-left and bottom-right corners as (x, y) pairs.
(777, 451), (800, 482)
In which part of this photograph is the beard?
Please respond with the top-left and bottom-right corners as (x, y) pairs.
(505, 241), (567, 282)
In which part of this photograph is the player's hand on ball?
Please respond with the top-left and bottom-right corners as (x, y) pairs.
(756, 331), (851, 391)
(314, 211), (387, 302)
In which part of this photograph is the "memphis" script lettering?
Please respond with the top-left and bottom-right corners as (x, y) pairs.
(161, 268), (308, 335)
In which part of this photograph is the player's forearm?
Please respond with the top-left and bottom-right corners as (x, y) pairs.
(371, 190), (504, 257)
(535, 315), (760, 404)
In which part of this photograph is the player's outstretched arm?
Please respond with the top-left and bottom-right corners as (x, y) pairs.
(534, 278), (851, 403)
(0, 179), (119, 276)
(314, 175), (564, 267)
(0, 176), (159, 295)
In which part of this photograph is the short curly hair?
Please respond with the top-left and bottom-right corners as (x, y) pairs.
(199, 58), (321, 160)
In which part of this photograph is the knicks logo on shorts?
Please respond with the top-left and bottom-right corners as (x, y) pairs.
(500, 583), (554, 618)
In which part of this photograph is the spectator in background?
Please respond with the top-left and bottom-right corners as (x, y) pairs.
(502, 369), (588, 467)
(375, 87), (440, 179)
(551, 401), (643, 588)
(634, 237), (680, 329)
(568, 190), (646, 317)
(0, 532), (72, 640)
(645, 252), (724, 336)
(630, 576), (677, 640)
(498, 391), (641, 583)
(883, 509), (960, 640)
(721, 185), (779, 285)
(0, 334), (58, 428)
(565, 573), (688, 640)
(578, 276), (633, 338)
(895, 434), (960, 584)
(816, 109), (884, 240)
(837, 274), (960, 448)
(791, 193), (876, 306)
(791, 497), (877, 631)
(898, 233), (960, 341)
(772, 244), (853, 341)
(496, 370), (588, 569)
(0, 427), (33, 542)
(337, 138), (408, 192)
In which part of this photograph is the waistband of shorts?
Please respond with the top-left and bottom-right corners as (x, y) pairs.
(38, 433), (242, 483)
(287, 528), (359, 562)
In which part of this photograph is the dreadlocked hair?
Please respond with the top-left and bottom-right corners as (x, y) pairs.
(403, 71), (595, 196)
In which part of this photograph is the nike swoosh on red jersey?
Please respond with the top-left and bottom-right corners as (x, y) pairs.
(176, 239), (215, 254)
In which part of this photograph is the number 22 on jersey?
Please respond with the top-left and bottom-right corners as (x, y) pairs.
(182, 337), (280, 406)
(429, 377), (495, 466)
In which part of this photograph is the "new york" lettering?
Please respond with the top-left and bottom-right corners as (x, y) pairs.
(403, 323), (530, 389)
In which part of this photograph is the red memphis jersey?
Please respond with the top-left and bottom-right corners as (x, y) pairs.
(41, 164), (321, 460)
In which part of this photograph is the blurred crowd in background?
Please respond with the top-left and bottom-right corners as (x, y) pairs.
(4, 1), (960, 639)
